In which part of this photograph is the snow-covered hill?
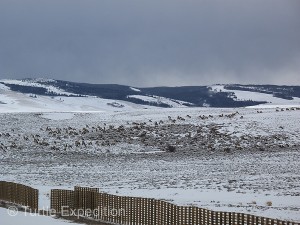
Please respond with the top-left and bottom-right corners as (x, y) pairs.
(0, 78), (300, 112)
(0, 78), (78, 96)
(0, 80), (149, 113)
(211, 85), (300, 108)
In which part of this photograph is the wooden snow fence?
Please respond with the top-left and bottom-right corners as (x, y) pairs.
(0, 181), (38, 210)
(50, 186), (299, 225)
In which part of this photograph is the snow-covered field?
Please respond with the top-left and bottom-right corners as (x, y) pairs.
(0, 106), (300, 222)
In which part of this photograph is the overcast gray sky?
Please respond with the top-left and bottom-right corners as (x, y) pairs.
(0, 0), (299, 86)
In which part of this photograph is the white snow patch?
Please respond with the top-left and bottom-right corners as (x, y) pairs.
(130, 87), (141, 92)
(41, 112), (75, 120)
(0, 207), (78, 225)
(0, 83), (10, 91)
(127, 95), (193, 107)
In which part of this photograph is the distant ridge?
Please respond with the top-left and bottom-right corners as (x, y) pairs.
(1, 78), (300, 108)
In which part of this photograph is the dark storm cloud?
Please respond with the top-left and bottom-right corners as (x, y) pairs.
(0, 0), (299, 86)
